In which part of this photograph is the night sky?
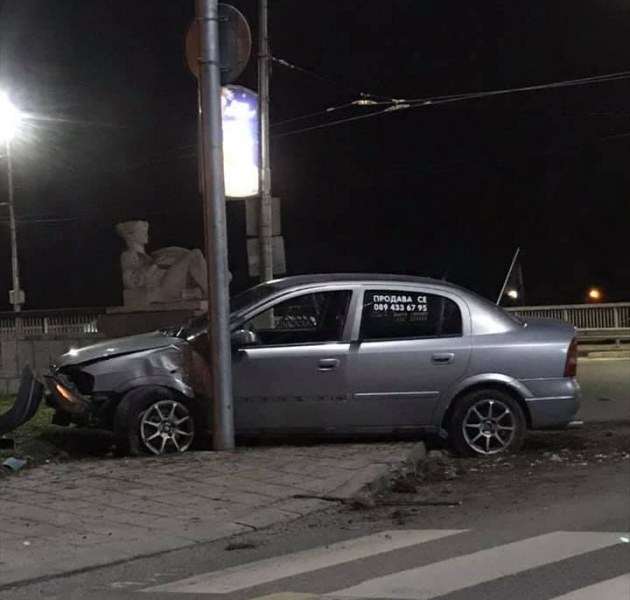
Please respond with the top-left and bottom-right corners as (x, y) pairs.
(0, 0), (629, 311)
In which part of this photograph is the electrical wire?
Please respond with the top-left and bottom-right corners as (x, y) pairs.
(401, 69), (630, 107)
(9, 70), (629, 177)
(273, 105), (405, 138)
(271, 55), (396, 102)
(271, 102), (356, 128)
(275, 69), (630, 138)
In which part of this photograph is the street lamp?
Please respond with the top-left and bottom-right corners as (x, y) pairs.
(0, 92), (24, 311)
(587, 287), (602, 302)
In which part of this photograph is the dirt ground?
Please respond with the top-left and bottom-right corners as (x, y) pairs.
(378, 421), (630, 512)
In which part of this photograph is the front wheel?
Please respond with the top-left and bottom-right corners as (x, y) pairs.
(113, 387), (196, 456)
(448, 389), (527, 457)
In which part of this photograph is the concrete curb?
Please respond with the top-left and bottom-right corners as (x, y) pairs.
(330, 441), (428, 508)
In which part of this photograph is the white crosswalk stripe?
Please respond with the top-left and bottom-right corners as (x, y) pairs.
(326, 531), (624, 600)
(141, 529), (629, 598)
(546, 574), (630, 599)
(144, 530), (465, 594)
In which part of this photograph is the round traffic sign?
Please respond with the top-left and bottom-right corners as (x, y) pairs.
(185, 4), (252, 85)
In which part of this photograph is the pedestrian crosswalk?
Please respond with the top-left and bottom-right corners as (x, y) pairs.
(327, 532), (624, 600)
(146, 530), (464, 595)
(142, 529), (630, 599)
(548, 575), (630, 600)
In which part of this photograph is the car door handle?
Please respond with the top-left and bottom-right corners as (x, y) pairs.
(318, 358), (340, 371)
(431, 352), (455, 364)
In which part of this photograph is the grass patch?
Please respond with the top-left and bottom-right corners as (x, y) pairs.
(0, 394), (114, 467)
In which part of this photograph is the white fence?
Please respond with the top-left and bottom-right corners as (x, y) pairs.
(1, 303), (629, 339)
(506, 303), (630, 339)
(0, 310), (102, 339)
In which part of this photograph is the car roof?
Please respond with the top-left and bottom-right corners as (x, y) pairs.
(268, 273), (465, 292)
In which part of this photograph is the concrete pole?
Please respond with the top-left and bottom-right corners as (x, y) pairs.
(258, 0), (273, 282)
(6, 140), (22, 312)
(196, 0), (235, 450)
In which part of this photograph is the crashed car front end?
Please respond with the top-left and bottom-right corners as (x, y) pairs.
(44, 331), (202, 431)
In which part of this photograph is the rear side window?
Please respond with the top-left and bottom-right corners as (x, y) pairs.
(360, 290), (463, 341)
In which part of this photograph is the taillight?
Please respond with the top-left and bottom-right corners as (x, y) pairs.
(564, 338), (578, 377)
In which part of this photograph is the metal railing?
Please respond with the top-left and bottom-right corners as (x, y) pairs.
(1, 303), (629, 340)
(506, 302), (630, 341)
(0, 309), (104, 339)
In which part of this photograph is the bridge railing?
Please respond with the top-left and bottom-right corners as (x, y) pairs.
(505, 302), (630, 341)
(0, 309), (104, 339)
(1, 303), (629, 340)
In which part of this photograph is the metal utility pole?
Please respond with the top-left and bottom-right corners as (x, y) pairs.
(6, 140), (22, 312)
(196, 0), (235, 450)
(258, 0), (273, 282)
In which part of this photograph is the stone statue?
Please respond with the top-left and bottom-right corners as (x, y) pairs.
(116, 221), (222, 309)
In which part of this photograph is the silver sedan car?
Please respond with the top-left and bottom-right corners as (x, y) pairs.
(44, 274), (580, 456)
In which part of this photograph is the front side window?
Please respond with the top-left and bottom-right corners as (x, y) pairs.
(243, 290), (352, 346)
(360, 290), (463, 341)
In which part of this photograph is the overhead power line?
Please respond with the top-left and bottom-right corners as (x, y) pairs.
(15, 69), (628, 177)
(271, 55), (397, 102)
(271, 103), (356, 128)
(275, 68), (630, 138)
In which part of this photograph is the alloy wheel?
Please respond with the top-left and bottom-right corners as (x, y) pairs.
(139, 400), (194, 455)
(462, 398), (517, 455)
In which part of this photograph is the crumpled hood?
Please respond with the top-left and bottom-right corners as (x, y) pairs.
(54, 331), (182, 368)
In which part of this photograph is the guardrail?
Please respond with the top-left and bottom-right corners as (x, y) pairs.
(506, 302), (630, 343)
(0, 309), (104, 339)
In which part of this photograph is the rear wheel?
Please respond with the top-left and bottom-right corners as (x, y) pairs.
(448, 389), (526, 457)
(113, 387), (196, 456)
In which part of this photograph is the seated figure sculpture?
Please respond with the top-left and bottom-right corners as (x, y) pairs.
(116, 221), (218, 308)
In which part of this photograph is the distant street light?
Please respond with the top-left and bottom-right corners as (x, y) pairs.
(587, 287), (602, 302)
(0, 93), (21, 141)
(0, 91), (24, 311)
(506, 289), (519, 300)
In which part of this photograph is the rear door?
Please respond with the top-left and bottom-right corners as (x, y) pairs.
(346, 286), (471, 430)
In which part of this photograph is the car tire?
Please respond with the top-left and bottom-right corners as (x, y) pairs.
(448, 389), (527, 457)
(113, 387), (197, 456)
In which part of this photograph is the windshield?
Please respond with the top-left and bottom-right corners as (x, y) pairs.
(178, 283), (280, 338)
(230, 283), (279, 315)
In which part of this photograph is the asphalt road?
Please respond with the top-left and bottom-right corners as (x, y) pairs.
(577, 357), (630, 422)
(3, 423), (628, 600)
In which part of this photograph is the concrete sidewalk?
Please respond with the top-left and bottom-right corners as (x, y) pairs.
(0, 442), (415, 587)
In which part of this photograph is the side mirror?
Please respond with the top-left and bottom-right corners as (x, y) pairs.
(231, 329), (258, 349)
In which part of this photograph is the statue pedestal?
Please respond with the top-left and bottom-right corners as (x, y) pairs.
(122, 288), (204, 310)
(98, 301), (208, 338)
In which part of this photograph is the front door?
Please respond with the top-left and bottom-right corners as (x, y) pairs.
(346, 287), (471, 430)
(232, 289), (354, 434)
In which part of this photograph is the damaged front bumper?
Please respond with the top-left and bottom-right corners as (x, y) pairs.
(44, 372), (90, 417)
